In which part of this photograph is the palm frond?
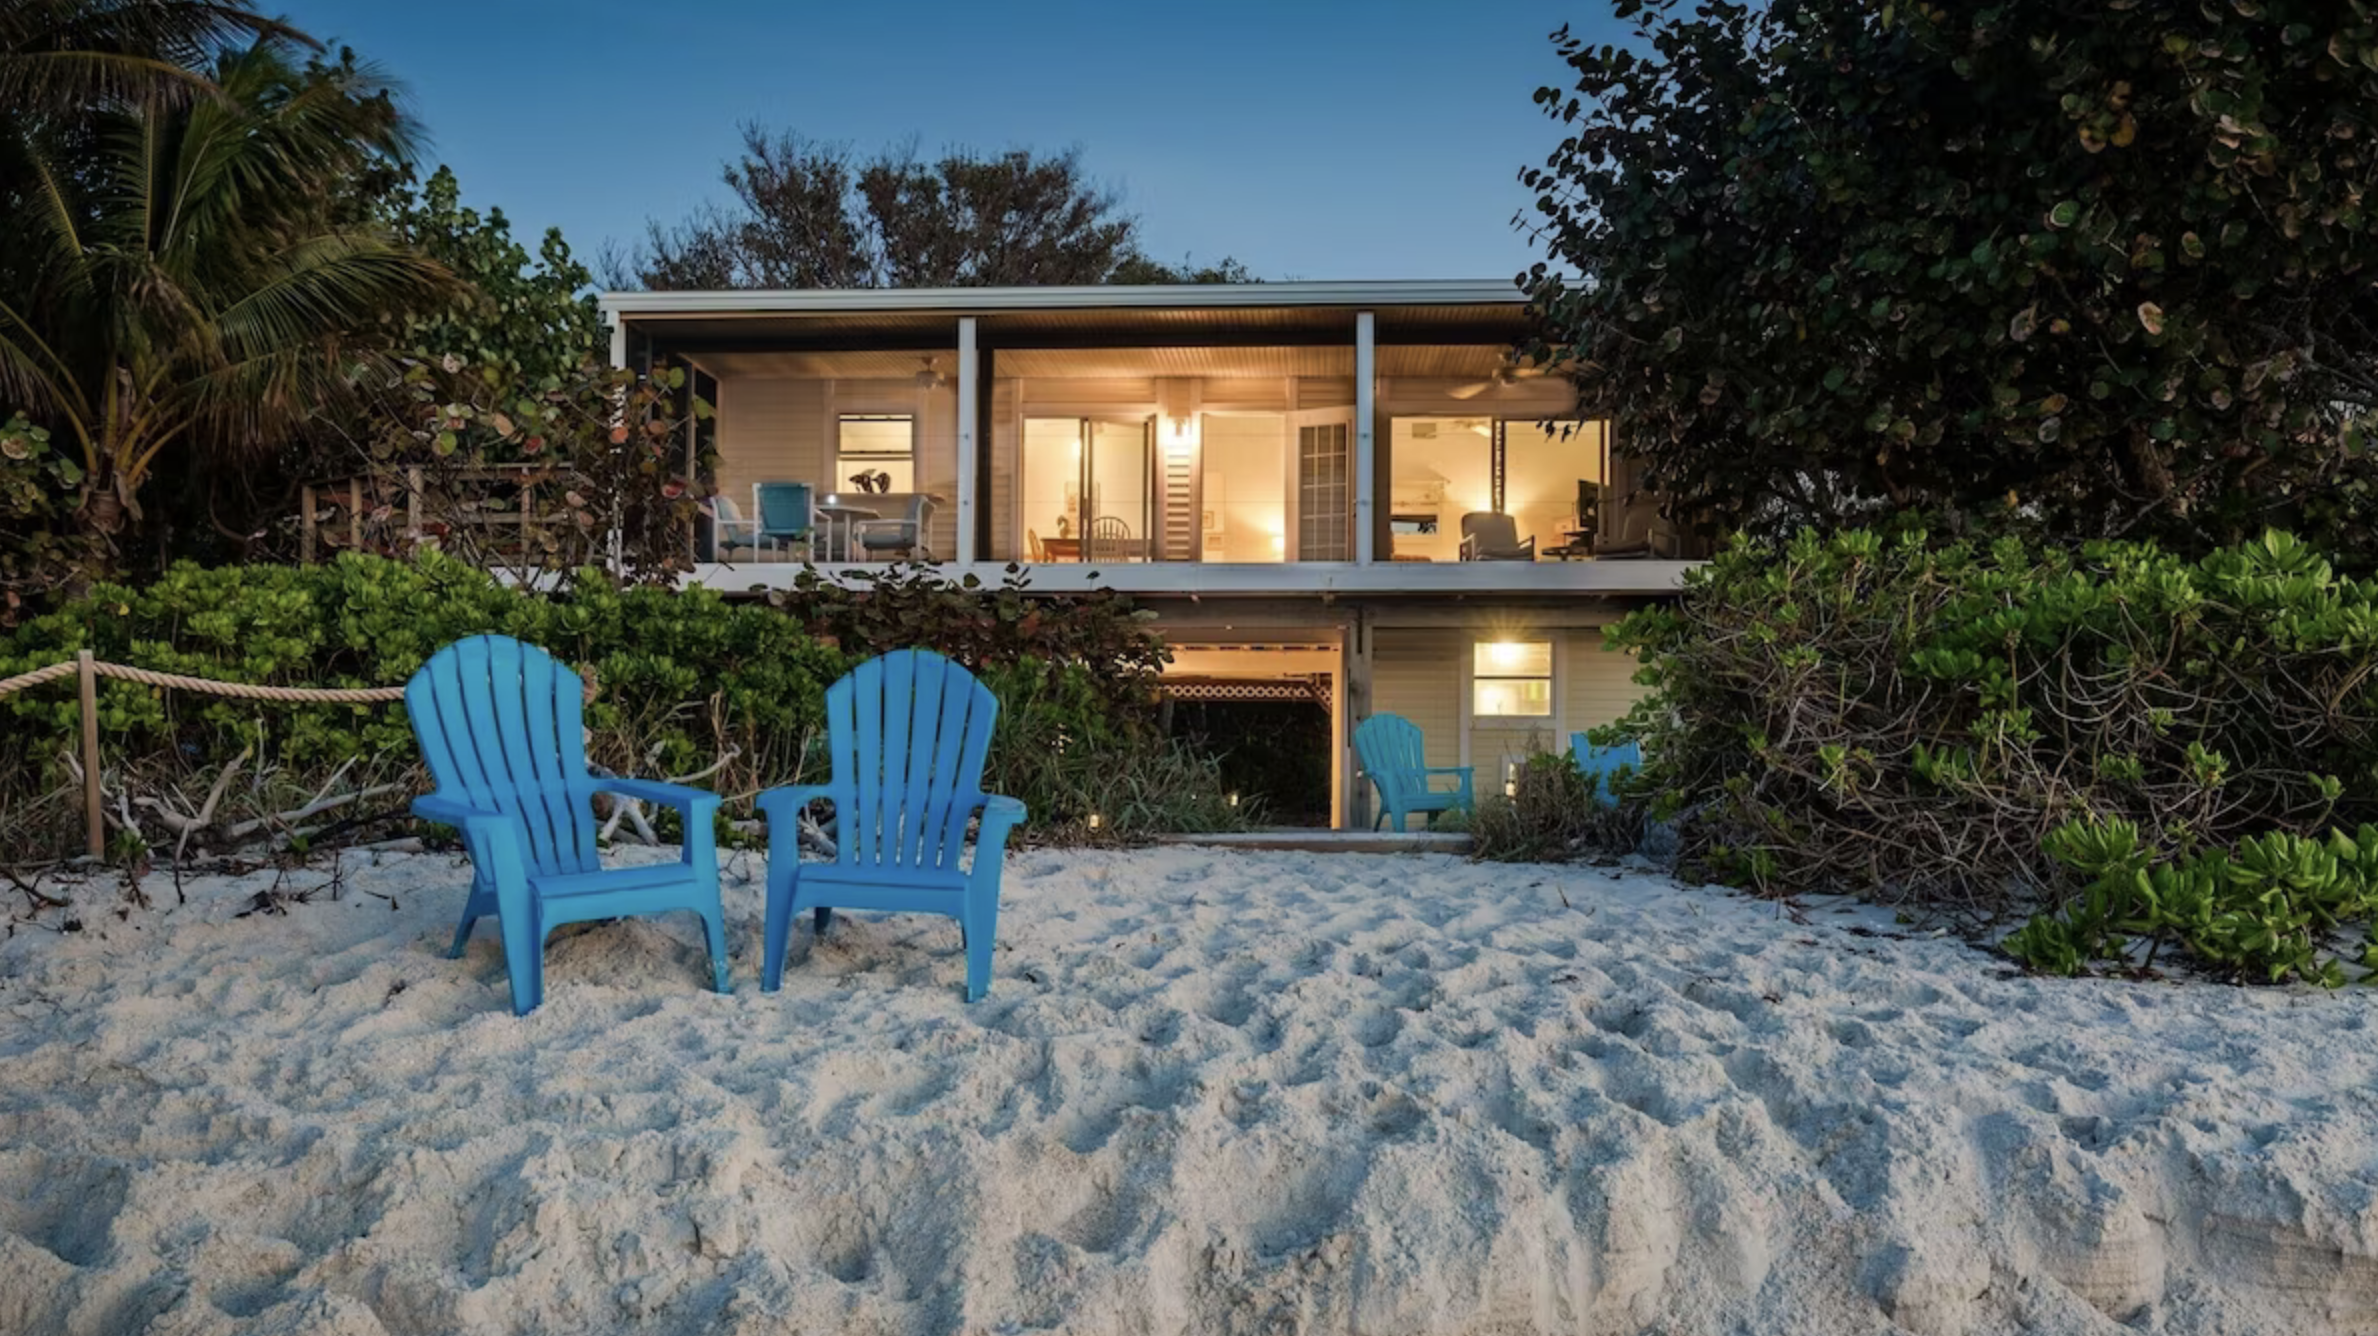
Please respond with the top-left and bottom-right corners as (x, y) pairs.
(0, 1), (306, 114)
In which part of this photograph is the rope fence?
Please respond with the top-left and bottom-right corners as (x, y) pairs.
(0, 651), (596, 858)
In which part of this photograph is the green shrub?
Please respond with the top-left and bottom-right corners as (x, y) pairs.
(1470, 750), (1600, 862)
(1607, 529), (2378, 950)
(2008, 819), (2378, 987)
(0, 551), (1228, 860)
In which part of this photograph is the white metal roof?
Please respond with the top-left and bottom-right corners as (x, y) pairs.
(598, 279), (1525, 319)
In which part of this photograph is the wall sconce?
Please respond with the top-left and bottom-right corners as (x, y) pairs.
(1269, 531), (1286, 555)
(1226, 791), (1240, 808)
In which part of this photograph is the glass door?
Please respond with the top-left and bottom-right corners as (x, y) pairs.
(1081, 417), (1154, 563)
(1290, 409), (1354, 561)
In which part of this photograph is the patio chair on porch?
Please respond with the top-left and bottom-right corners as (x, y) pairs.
(1354, 713), (1475, 831)
(754, 482), (815, 557)
(852, 493), (937, 560)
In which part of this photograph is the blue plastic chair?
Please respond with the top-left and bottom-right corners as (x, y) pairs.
(1354, 713), (1474, 831)
(755, 482), (815, 552)
(755, 650), (1027, 1001)
(404, 635), (730, 1016)
(1571, 732), (1643, 808)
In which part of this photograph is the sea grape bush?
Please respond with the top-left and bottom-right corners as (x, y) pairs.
(1602, 528), (2378, 979)
(0, 551), (1234, 860)
(2008, 817), (2378, 986)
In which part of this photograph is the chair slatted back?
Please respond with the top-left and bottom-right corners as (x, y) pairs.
(820, 650), (1000, 872)
(756, 482), (814, 540)
(405, 636), (599, 877)
(1354, 713), (1427, 809)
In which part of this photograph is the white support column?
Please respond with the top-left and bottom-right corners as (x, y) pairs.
(955, 316), (979, 564)
(1354, 310), (1377, 564)
(606, 313), (627, 370)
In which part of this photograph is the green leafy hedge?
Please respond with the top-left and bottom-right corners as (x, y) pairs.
(1605, 528), (2378, 983)
(0, 551), (1240, 858)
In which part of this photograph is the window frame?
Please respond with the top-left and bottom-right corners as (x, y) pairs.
(834, 412), (918, 492)
(1469, 638), (1555, 720)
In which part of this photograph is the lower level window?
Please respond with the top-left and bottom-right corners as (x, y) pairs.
(1473, 640), (1552, 717)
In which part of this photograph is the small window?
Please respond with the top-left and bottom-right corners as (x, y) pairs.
(837, 414), (914, 493)
(1473, 640), (1552, 717)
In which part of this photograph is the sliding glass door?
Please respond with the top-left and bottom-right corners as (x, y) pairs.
(1022, 416), (1156, 561)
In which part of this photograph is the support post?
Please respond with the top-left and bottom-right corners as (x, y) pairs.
(1354, 311), (1377, 564)
(955, 317), (979, 564)
(77, 650), (102, 858)
(1341, 610), (1374, 829)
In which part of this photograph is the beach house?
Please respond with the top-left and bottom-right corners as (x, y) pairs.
(597, 281), (1704, 826)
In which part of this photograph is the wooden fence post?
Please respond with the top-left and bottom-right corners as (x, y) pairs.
(77, 650), (102, 858)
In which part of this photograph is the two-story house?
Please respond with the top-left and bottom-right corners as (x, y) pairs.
(598, 281), (1701, 828)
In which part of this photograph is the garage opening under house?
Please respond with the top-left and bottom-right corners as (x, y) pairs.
(599, 280), (1707, 828)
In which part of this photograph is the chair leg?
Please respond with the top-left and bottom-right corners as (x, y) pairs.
(497, 902), (543, 1017)
(761, 871), (796, 993)
(449, 874), (495, 958)
(701, 905), (731, 995)
(447, 907), (481, 959)
(814, 906), (834, 938)
(962, 899), (998, 1003)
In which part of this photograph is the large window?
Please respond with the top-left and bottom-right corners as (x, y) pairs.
(836, 414), (914, 493)
(1473, 640), (1553, 717)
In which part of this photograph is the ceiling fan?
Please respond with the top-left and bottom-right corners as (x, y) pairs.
(1448, 353), (1546, 401)
(913, 356), (947, 390)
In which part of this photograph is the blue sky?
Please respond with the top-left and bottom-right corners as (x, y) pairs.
(285, 0), (1619, 286)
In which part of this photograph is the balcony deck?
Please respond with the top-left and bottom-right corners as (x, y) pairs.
(683, 559), (1694, 598)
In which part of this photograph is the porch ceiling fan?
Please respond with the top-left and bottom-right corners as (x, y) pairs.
(1448, 353), (1547, 401)
(913, 356), (947, 390)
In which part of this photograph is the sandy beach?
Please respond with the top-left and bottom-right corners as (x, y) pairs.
(2, 844), (2375, 1335)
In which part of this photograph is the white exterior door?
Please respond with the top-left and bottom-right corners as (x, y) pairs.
(1288, 408), (1354, 562)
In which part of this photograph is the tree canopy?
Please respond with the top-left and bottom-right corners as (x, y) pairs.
(1520, 0), (2378, 554)
(611, 126), (1248, 289)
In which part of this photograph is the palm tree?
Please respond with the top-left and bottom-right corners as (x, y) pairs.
(0, 0), (298, 115)
(0, 33), (452, 540)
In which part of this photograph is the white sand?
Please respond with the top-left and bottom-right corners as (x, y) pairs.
(2, 846), (2376, 1336)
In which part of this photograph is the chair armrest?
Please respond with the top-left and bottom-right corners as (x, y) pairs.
(593, 775), (721, 818)
(974, 793), (1028, 835)
(412, 794), (529, 858)
(1421, 766), (1473, 777)
(414, 793), (506, 828)
(755, 784), (835, 825)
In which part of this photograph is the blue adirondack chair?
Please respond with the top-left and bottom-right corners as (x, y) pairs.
(1571, 732), (1643, 808)
(1354, 713), (1474, 831)
(404, 635), (730, 1016)
(755, 650), (1026, 1001)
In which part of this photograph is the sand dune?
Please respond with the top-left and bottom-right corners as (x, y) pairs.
(1, 845), (2375, 1335)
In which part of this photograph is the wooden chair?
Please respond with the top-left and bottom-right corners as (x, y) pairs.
(755, 650), (1027, 1001)
(1353, 713), (1475, 831)
(405, 636), (729, 1015)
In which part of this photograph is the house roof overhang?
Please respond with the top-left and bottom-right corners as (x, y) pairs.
(599, 280), (1537, 353)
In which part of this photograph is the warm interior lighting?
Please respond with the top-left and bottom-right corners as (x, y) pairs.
(1484, 641), (1530, 671)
